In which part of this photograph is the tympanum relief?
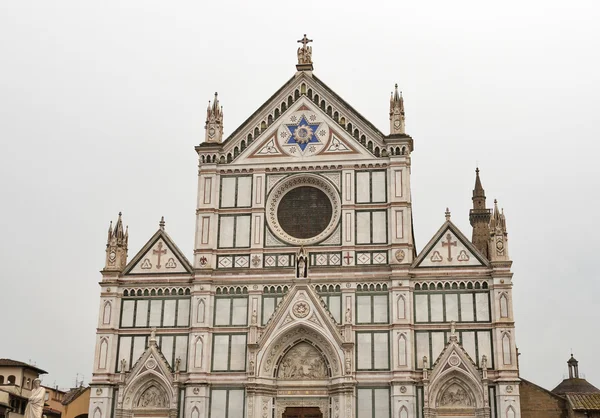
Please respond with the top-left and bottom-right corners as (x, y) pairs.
(277, 342), (328, 379)
(137, 386), (168, 409)
(439, 384), (473, 407)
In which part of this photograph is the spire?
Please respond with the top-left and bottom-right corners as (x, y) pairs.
(488, 198), (509, 262)
(204, 92), (223, 143)
(389, 83), (405, 135)
(469, 168), (491, 258)
(104, 212), (129, 272)
(296, 34), (313, 71)
(473, 168), (485, 204)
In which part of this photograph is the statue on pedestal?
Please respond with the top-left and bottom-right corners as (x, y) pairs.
(25, 379), (45, 418)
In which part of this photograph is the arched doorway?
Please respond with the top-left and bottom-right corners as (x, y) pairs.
(256, 325), (346, 418)
(282, 407), (323, 418)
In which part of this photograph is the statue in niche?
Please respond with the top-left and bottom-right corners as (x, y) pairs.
(439, 384), (472, 407)
(345, 306), (352, 324)
(277, 342), (327, 379)
(137, 386), (167, 408)
(296, 247), (308, 278)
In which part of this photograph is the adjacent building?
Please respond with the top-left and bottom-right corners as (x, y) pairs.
(520, 356), (600, 418)
(89, 37), (521, 418)
(0, 359), (50, 418)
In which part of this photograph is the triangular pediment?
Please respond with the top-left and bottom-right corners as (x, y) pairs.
(413, 221), (489, 268)
(430, 336), (481, 381)
(121, 337), (178, 411)
(259, 283), (343, 348)
(123, 228), (192, 275)
(200, 72), (394, 164)
(126, 338), (174, 382)
(231, 98), (377, 165)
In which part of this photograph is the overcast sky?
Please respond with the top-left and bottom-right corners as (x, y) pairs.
(1, 0), (599, 391)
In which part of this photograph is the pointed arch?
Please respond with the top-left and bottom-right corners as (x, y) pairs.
(500, 293), (509, 318)
(399, 405), (409, 418)
(435, 376), (477, 408)
(98, 338), (108, 370)
(398, 333), (407, 367)
(197, 299), (206, 324)
(502, 332), (512, 365)
(190, 406), (200, 418)
(258, 325), (343, 378)
(506, 405), (516, 418)
(126, 376), (173, 411)
(102, 301), (111, 324)
(93, 407), (101, 418)
(194, 336), (204, 369)
(397, 295), (406, 319)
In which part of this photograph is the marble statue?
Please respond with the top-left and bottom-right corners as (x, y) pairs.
(25, 379), (45, 418)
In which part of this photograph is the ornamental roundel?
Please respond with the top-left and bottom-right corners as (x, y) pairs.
(266, 174), (341, 245)
(276, 108), (330, 157)
(292, 301), (311, 318)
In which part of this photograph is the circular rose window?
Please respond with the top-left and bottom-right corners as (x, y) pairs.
(266, 174), (340, 245)
(277, 187), (332, 239)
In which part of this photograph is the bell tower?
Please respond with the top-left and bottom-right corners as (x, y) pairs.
(204, 92), (223, 143)
(469, 168), (491, 258)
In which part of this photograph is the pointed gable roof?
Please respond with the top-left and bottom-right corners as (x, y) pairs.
(198, 71), (403, 163)
(123, 224), (192, 275)
(413, 218), (489, 268)
(233, 98), (376, 165)
(258, 282), (344, 349)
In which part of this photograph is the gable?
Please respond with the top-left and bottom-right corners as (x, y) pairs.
(124, 230), (192, 275)
(232, 98), (376, 165)
(259, 283), (343, 349)
(207, 72), (391, 165)
(414, 222), (488, 268)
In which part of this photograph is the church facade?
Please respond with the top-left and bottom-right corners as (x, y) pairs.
(89, 37), (521, 418)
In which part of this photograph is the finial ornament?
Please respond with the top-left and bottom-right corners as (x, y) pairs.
(159, 216), (165, 230)
(204, 92), (223, 143)
(296, 34), (313, 70)
(389, 82), (405, 134)
(445, 208), (451, 221)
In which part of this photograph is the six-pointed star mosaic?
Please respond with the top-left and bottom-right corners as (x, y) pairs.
(285, 115), (321, 152)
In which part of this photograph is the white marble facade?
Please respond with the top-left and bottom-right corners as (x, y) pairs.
(90, 41), (520, 418)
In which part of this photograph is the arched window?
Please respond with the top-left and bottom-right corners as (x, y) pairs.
(197, 299), (206, 324)
(500, 293), (509, 318)
(399, 406), (409, 418)
(506, 406), (516, 418)
(102, 302), (111, 325)
(0, 376), (4, 384)
(397, 295), (406, 319)
(502, 333), (512, 365)
(98, 339), (108, 369)
(194, 336), (204, 369)
(227, 153), (232, 163)
(7, 375), (16, 385)
(294, 90), (300, 100)
(398, 334), (407, 366)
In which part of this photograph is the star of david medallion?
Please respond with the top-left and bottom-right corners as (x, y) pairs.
(277, 109), (328, 157)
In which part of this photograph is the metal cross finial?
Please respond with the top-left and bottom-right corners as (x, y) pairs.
(297, 34), (313, 48)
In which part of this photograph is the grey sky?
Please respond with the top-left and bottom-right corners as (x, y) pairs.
(1, 0), (598, 390)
